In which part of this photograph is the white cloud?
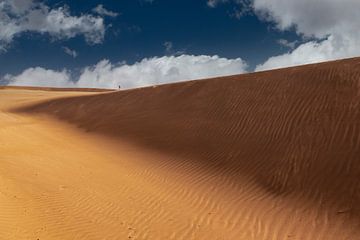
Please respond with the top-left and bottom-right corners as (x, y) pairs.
(77, 55), (247, 89)
(253, 0), (359, 39)
(4, 55), (248, 89)
(208, 0), (360, 70)
(253, 0), (360, 70)
(256, 38), (339, 71)
(62, 46), (78, 58)
(4, 67), (73, 87)
(0, 0), (105, 50)
(92, 4), (119, 18)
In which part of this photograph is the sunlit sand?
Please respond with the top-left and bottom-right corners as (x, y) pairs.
(1, 58), (360, 239)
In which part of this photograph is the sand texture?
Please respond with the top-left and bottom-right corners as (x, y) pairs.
(2, 58), (360, 239)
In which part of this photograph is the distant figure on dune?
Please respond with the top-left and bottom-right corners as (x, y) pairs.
(118, 85), (121, 90)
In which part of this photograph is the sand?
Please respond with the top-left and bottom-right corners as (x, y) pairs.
(1, 57), (360, 239)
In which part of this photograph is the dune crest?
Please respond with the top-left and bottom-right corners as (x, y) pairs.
(2, 57), (360, 239)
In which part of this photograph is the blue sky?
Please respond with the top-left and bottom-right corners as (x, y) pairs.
(1, 0), (359, 88)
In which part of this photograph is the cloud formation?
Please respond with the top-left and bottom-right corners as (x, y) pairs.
(3, 67), (73, 87)
(0, 0), (105, 50)
(62, 46), (78, 58)
(208, 0), (360, 71)
(253, 0), (360, 71)
(92, 4), (119, 18)
(5, 55), (248, 89)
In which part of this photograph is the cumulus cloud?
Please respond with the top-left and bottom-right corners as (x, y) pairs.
(253, 0), (360, 71)
(77, 55), (247, 89)
(4, 55), (248, 89)
(256, 38), (342, 71)
(209, 0), (360, 70)
(4, 67), (73, 87)
(62, 46), (78, 58)
(252, 0), (358, 39)
(92, 4), (119, 18)
(0, 0), (105, 50)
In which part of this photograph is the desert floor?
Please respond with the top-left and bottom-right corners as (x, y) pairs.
(1, 58), (360, 239)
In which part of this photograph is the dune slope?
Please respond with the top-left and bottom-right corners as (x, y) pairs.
(2, 58), (360, 239)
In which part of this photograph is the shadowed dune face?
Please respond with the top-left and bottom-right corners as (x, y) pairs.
(15, 57), (360, 219)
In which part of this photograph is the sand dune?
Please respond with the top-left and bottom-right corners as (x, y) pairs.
(2, 57), (360, 239)
(0, 85), (114, 92)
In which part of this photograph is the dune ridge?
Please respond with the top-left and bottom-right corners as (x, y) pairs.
(2, 57), (360, 239)
(0, 85), (114, 92)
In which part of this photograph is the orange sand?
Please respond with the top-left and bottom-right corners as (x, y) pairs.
(1, 58), (360, 239)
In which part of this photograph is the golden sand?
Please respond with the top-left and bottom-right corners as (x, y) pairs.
(1, 58), (360, 239)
